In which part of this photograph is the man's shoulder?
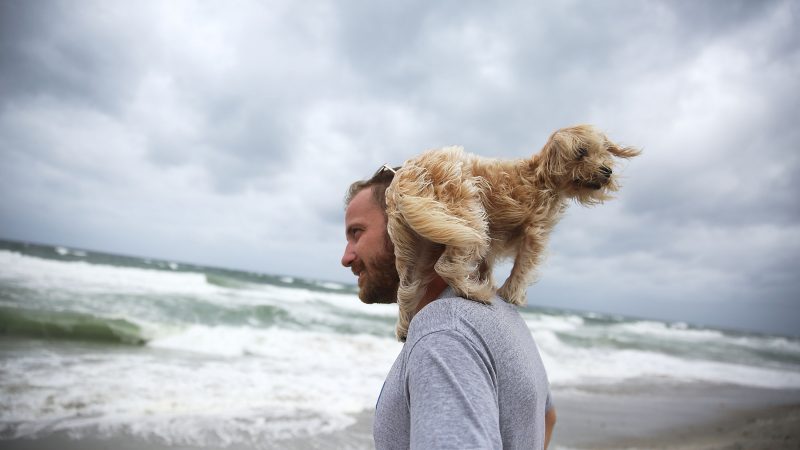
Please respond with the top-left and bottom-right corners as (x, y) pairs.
(403, 297), (457, 349)
(405, 292), (522, 351)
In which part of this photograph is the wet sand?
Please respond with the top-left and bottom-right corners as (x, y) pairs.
(549, 381), (800, 449)
(604, 404), (800, 450)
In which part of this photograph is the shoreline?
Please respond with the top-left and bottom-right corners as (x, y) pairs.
(1, 410), (374, 450)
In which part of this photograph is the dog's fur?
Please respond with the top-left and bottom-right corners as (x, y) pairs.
(385, 125), (640, 341)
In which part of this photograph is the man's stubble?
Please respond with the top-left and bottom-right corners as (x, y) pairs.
(356, 231), (400, 305)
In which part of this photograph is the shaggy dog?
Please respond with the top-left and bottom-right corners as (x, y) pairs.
(385, 125), (640, 341)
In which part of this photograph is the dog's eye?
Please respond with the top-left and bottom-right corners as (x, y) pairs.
(577, 147), (588, 159)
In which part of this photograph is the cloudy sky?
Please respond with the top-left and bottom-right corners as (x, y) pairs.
(1, 0), (798, 336)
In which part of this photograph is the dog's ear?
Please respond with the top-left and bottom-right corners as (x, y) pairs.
(608, 144), (641, 159)
(540, 130), (573, 175)
(542, 145), (562, 176)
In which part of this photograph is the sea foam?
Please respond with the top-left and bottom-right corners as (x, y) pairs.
(2, 243), (800, 446)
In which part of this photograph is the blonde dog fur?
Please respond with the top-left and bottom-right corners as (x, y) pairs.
(385, 125), (640, 341)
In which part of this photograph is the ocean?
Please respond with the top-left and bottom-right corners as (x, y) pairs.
(1, 239), (799, 448)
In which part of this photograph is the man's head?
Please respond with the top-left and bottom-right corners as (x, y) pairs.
(341, 166), (400, 304)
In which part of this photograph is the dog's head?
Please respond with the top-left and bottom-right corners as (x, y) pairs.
(539, 125), (640, 205)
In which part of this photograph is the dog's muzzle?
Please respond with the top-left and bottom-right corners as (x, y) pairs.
(577, 168), (612, 190)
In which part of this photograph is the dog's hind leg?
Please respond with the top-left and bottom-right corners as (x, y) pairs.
(432, 198), (492, 303)
(435, 242), (494, 303)
(391, 175), (491, 305)
(497, 224), (547, 305)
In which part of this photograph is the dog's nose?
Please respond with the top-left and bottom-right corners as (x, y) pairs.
(600, 166), (612, 177)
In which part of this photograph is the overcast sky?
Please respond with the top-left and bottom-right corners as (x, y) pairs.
(1, 0), (798, 336)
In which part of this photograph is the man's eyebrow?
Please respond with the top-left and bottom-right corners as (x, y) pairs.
(346, 225), (361, 237)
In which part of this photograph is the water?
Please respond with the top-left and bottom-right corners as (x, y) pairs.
(1, 239), (799, 447)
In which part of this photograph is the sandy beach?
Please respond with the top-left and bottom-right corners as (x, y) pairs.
(605, 404), (800, 450)
(549, 381), (800, 449)
(3, 382), (799, 449)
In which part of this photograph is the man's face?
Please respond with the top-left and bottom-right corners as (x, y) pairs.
(341, 187), (399, 304)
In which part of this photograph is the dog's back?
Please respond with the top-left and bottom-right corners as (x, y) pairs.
(387, 125), (639, 340)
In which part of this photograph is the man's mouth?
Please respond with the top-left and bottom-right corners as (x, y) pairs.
(352, 268), (364, 285)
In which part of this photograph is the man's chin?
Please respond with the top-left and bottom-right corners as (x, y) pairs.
(358, 286), (398, 305)
(354, 251), (400, 305)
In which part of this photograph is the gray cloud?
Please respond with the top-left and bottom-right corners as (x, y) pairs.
(1, 0), (798, 336)
(0, 1), (151, 113)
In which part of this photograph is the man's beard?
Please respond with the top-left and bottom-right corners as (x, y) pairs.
(355, 236), (399, 304)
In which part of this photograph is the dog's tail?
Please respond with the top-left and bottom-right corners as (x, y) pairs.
(389, 149), (488, 248)
(393, 193), (486, 247)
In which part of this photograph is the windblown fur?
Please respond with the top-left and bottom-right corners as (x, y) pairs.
(386, 125), (640, 341)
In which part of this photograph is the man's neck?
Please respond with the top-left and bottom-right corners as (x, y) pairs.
(414, 276), (448, 315)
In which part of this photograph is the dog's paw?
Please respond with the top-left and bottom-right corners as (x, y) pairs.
(472, 282), (495, 304)
(450, 279), (494, 304)
(497, 284), (526, 306)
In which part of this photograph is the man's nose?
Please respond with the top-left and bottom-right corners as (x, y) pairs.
(341, 243), (355, 267)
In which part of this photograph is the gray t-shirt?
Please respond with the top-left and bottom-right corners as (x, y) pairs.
(374, 288), (552, 449)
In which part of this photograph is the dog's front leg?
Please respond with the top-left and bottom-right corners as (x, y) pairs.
(497, 224), (547, 305)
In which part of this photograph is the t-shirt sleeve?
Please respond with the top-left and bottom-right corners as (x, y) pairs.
(406, 330), (501, 449)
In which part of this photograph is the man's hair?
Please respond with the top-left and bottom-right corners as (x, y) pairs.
(344, 167), (398, 217)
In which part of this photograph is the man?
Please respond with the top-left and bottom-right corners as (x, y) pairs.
(342, 165), (556, 449)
